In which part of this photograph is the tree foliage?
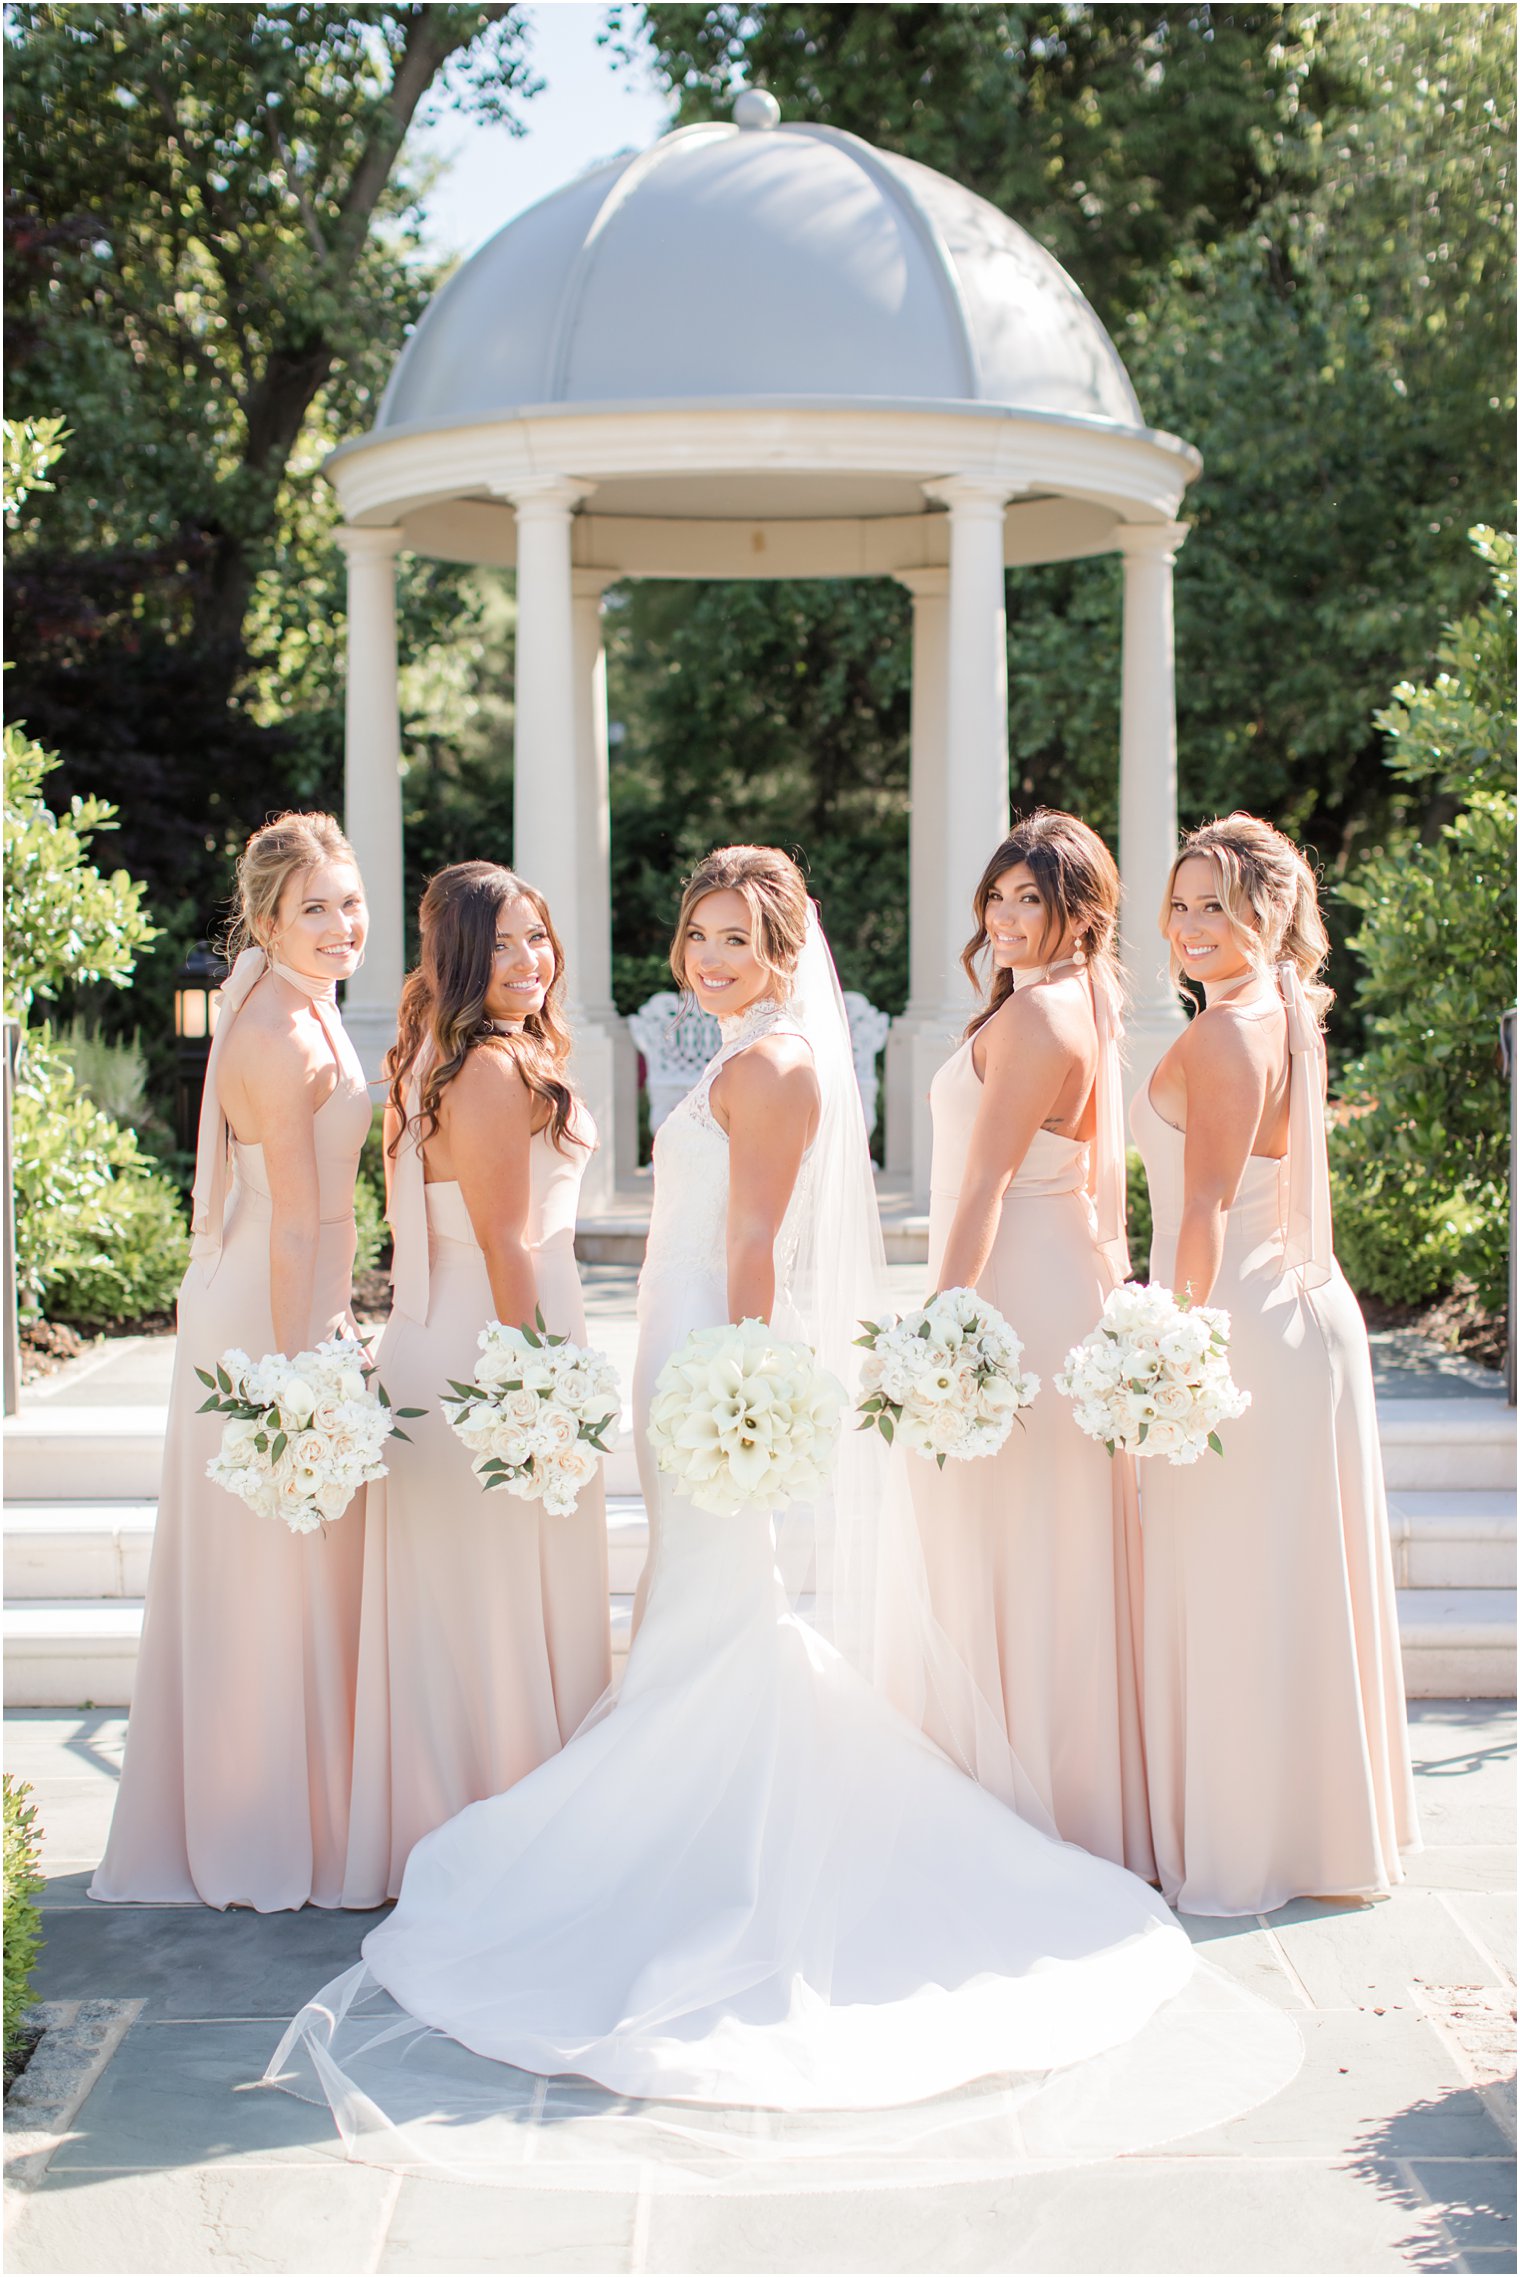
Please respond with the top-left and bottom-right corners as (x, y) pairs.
(3, 3), (532, 984)
(608, 4), (1514, 1047)
(4, 419), (191, 1325)
(1329, 529), (1516, 1311)
(1, 723), (158, 1020)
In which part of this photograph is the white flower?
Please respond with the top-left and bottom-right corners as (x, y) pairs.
(439, 1320), (619, 1515)
(646, 1323), (844, 1518)
(1054, 1284), (1249, 1465)
(855, 1291), (1036, 1467)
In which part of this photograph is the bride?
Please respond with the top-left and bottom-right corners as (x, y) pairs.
(268, 845), (1299, 2179)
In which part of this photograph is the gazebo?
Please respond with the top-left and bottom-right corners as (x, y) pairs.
(328, 88), (1197, 1206)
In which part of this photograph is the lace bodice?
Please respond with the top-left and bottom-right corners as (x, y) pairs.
(639, 1000), (815, 1302)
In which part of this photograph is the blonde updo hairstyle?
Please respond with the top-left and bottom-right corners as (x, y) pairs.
(1164, 813), (1333, 1027)
(225, 810), (359, 963)
(668, 844), (812, 997)
(961, 809), (1123, 1038)
(386, 861), (582, 1158)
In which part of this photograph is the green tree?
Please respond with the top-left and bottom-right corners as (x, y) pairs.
(6, 3), (533, 685)
(3, 6), (532, 993)
(613, 4), (1514, 1033)
(1329, 528), (1516, 1312)
(3, 419), (191, 1325)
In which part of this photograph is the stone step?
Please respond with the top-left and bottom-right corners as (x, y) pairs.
(9, 1484), (1511, 1604)
(5, 1582), (1509, 1710)
(1, 1406), (643, 1503)
(2, 1595), (637, 1711)
(1, 1498), (651, 1601)
(1396, 1587), (1517, 1700)
(1387, 1492), (1517, 1589)
(4, 1601), (144, 1710)
(1377, 1398), (1515, 1492)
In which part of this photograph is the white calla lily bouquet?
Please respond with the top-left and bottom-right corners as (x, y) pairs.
(646, 1318), (845, 1517)
(1054, 1282), (1250, 1464)
(199, 1337), (420, 1534)
(441, 1310), (620, 1517)
(854, 1286), (1039, 1467)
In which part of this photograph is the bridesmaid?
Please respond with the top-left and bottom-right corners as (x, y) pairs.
(343, 863), (611, 1905)
(92, 813), (371, 1910)
(1133, 812), (1418, 1914)
(911, 811), (1152, 1876)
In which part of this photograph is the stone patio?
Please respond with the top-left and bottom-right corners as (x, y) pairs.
(2, 1698), (1513, 2274)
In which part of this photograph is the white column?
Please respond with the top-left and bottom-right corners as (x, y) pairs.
(923, 478), (1015, 1006)
(336, 524), (405, 1083)
(1117, 522), (1190, 1089)
(883, 568), (949, 1187)
(886, 480), (1015, 1205)
(572, 570), (639, 1186)
(506, 477), (595, 950)
(501, 476), (619, 1211)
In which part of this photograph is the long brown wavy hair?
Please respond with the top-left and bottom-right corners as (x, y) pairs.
(1163, 813), (1334, 1027)
(961, 810), (1122, 1037)
(385, 862), (583, 1157)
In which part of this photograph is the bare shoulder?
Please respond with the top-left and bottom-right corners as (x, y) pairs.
(1173, 1003), (1273, 1115)
(978, 985), (1071, 1074)
(447, 1035), (536, 1120)
(722, 1029), (819, 1101)
(221, 987), (321, 1093)
(1178, 1001), (1271, 1075)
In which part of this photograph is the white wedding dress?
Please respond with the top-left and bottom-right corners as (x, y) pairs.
(267, 948), (1301, 2190)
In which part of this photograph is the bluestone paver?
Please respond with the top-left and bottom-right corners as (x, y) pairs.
(4, 1693), (1514, 2272)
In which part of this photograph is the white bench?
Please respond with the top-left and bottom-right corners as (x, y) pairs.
(628, 988), (893, 1152)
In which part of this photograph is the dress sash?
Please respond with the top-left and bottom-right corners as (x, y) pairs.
(387, 1052), (434, 1328)
(1087, 966), (1131, 1282)
(1277, 961), (1334, 1291)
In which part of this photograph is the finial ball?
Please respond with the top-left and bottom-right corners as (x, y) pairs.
(733, 87), (781, 131)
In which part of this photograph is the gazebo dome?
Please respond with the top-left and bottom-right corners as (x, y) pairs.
(379, 110), (1143, 433)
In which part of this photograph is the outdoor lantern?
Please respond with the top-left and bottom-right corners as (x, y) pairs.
(173, 940), (228, 1151)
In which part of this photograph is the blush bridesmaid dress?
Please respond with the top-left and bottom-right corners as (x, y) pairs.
(1130, 965), (1419, 1915)
(91, 952), (371, 1911)
(342, 1076), (611, 1906)
(910, 971), (1153, 1876)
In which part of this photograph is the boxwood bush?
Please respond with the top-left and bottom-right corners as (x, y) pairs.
(3, 1776), (44, 2056)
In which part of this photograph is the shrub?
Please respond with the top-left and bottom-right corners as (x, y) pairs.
(3, 422), (187, 1328)
(11, 1026), (188, 1326)
(2, 724), (157, 1017)
(1331, 528), (1516, 1314)
(353, 1159), (386, 1278)
(1125, 1147), (1155, 1278)
(3, 1776), (45, 2055)
(56, 1017), (151, 1127)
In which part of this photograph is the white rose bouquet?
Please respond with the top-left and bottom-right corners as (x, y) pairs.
(441, 1311), (620, 1518)
(1053, 1282), (1250, 1465)
(853, 1286), (1039, 1468)
(198, 1337), (419, 1534)
(645, 1318), (845, 1518)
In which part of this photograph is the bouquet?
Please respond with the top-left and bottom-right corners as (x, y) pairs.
(1053, 1282), (1250, 1465)
(441, 1310), (620, 1517)
(198, 1337), (418, 1534)
(645, 1319), (845, 1517)
(854, 1286), (1039, 1468)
